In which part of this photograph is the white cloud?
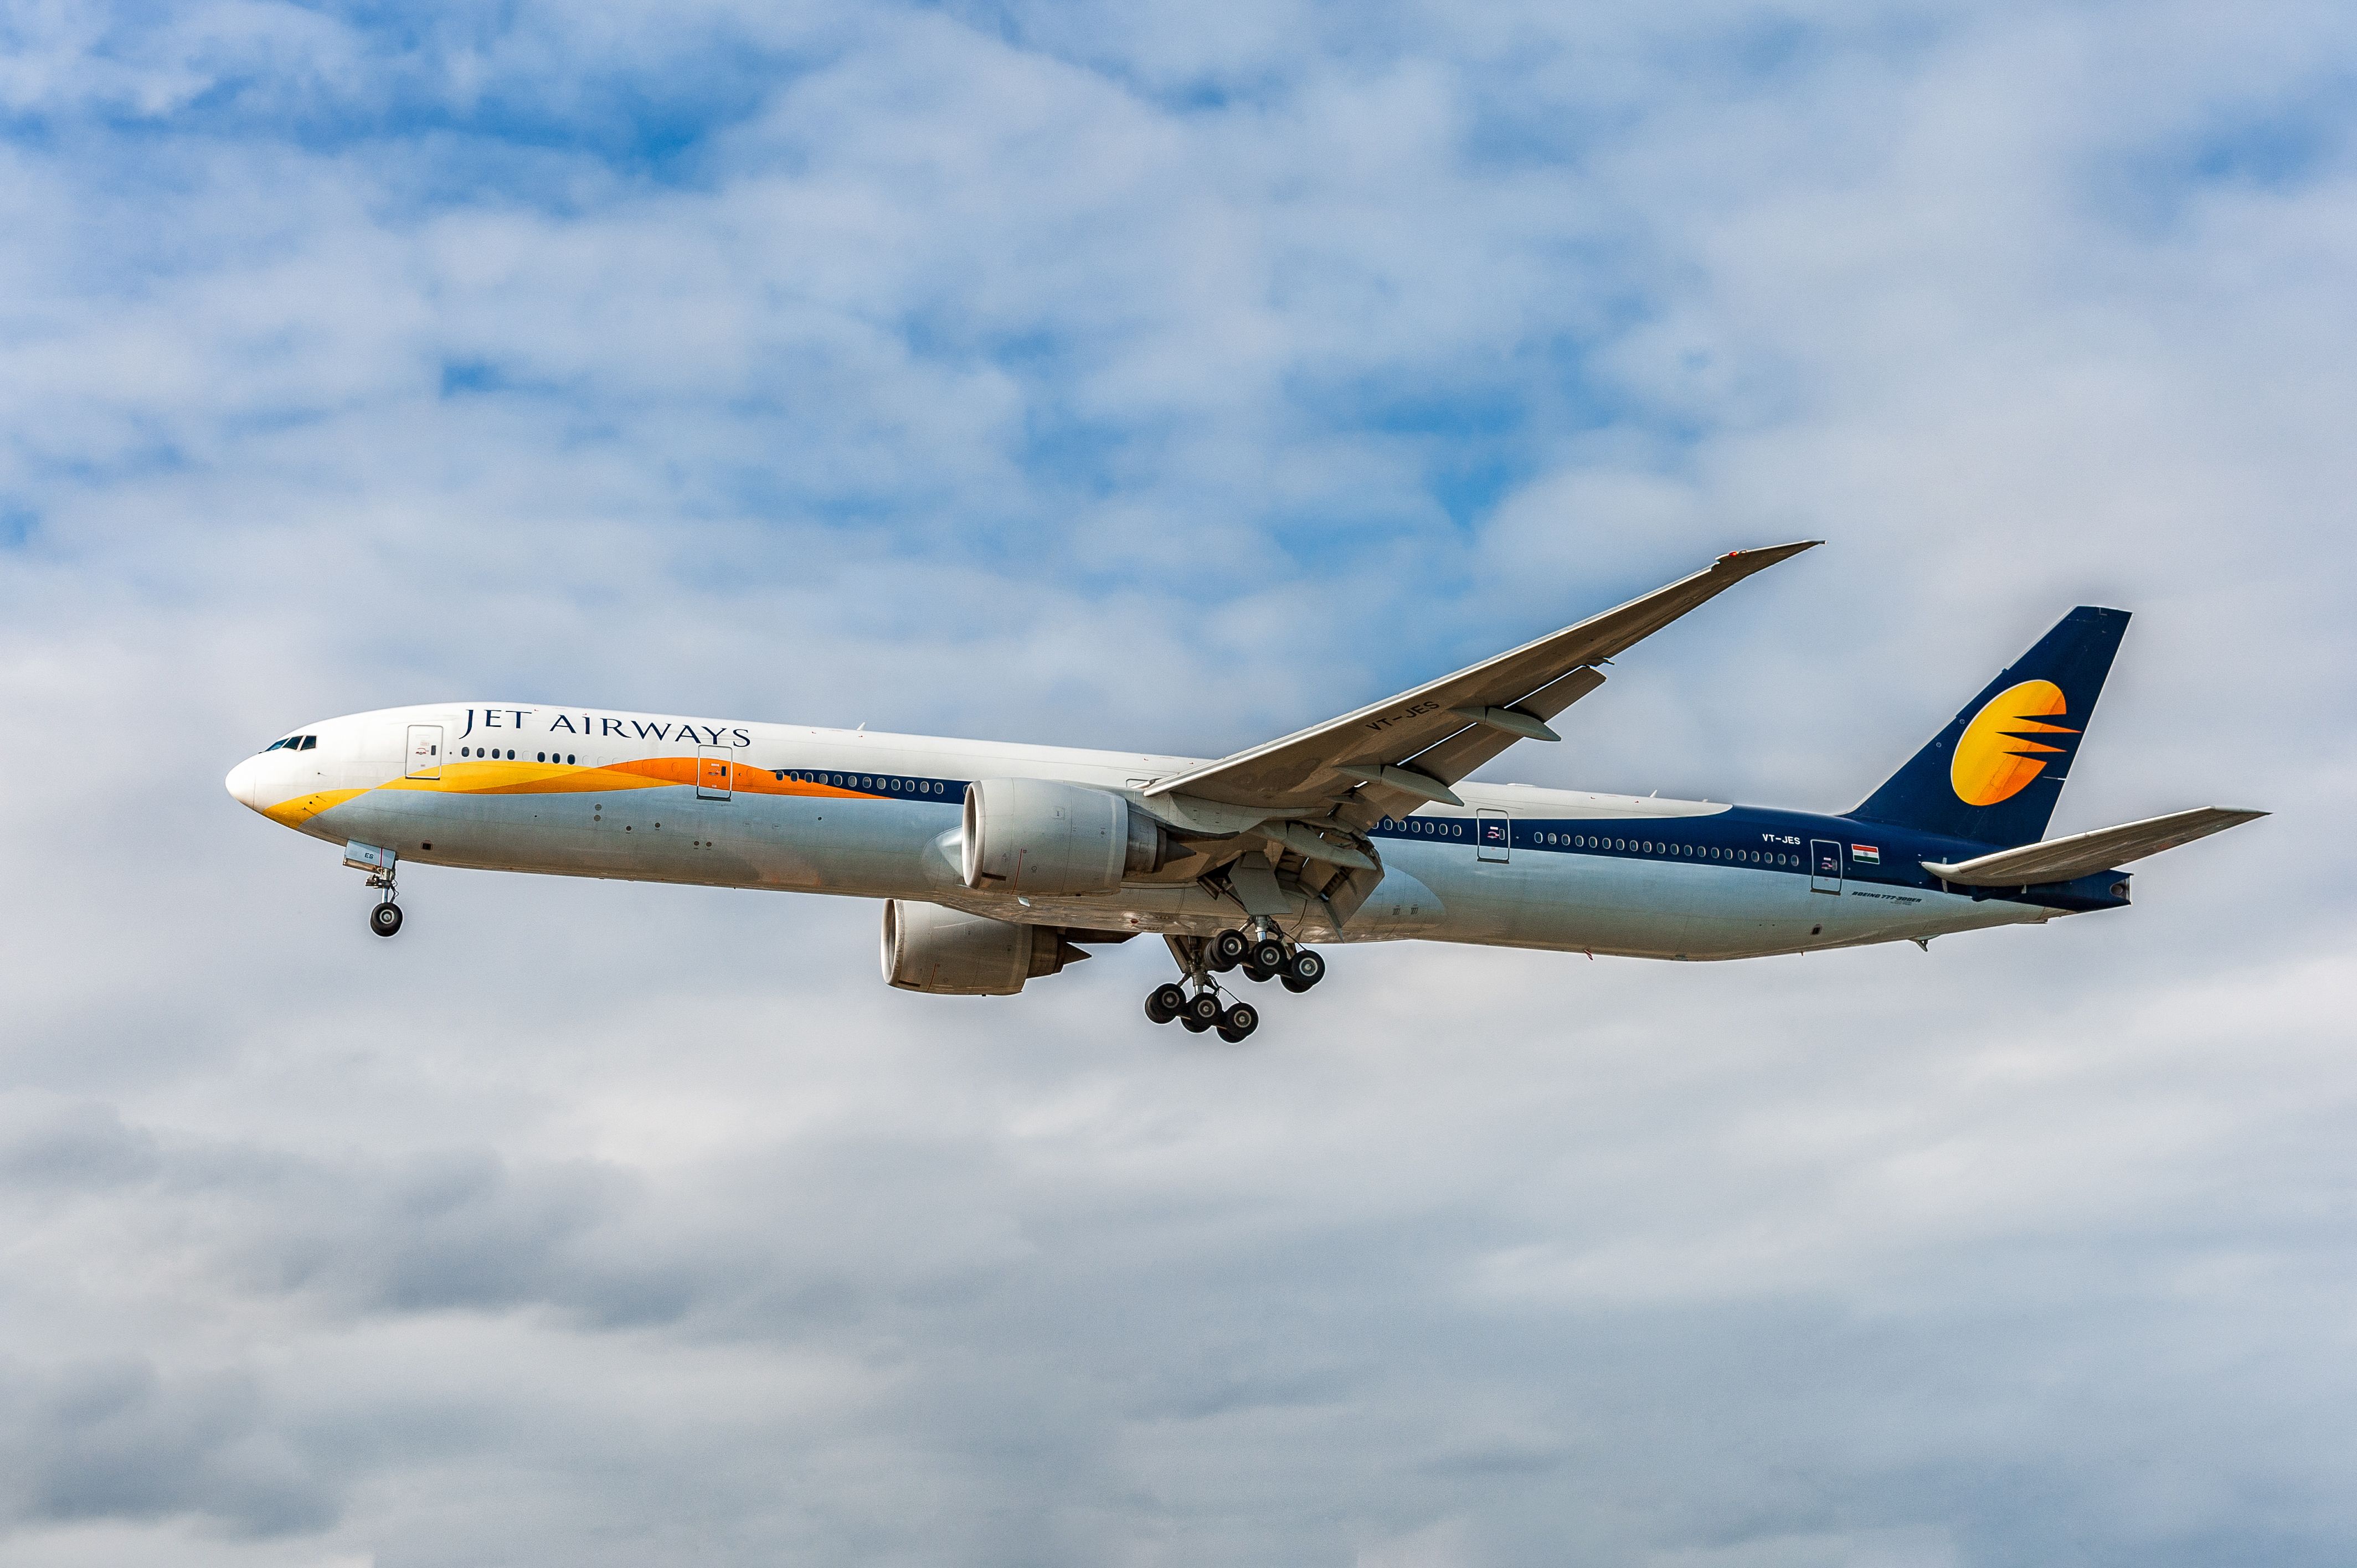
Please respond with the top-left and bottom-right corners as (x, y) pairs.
(2, 1), (2353, 1563)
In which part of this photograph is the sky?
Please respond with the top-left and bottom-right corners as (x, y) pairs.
(2, 1), (2355, 1564)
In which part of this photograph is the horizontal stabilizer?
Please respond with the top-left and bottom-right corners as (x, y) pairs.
(1922, 807), (2266, 887)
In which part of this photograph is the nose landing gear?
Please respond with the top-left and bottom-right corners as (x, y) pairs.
(346, 844), (404, 938)
(365, 865), (404, 937)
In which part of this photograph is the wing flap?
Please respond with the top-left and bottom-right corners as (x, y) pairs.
(1922, 807), (2267, 886)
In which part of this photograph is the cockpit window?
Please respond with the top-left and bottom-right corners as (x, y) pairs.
(300, 735), (317, 750)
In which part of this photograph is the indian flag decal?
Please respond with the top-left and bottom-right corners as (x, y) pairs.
(1850, 843), (1880, 864)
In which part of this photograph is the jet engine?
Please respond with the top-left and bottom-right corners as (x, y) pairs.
(960, 778), (1175, 896)
(881, 900), (1091, 996)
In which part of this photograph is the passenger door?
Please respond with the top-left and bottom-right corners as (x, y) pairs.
(695, 746), (734, 801)
(1809, 838), (1843, 894)
(404, 725), (442, 780)
(1477, 808), (1511, 863)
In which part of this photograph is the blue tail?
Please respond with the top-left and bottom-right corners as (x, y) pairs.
(1848, 606), (2129, 848)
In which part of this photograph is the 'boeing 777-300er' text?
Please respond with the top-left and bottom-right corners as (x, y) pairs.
(227, 543), (2263, 1041)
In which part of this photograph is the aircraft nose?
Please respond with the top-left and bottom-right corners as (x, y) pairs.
(225, 755), (262, 811)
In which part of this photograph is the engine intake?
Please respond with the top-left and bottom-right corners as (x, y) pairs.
(961, 778), (1173, 895)
(881, 900), (1090, 997)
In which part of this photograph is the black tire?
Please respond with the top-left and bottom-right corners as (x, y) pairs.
(1184, 991), (1223, 1027)
(1220, 1002), (1259, 1040)
(1241, 961), (1274, 983)
(1251, 938), (1288, 972)
(1286, 949), (1325, 987)
(1217, 1025), (1244, 1044)
(369, 902), (403, 937)
(1209, 930), (1249, 972)
(1280, 974), (1313, 994)
(1180, 1013), (1213, 1034)
(1148, 983), (1188, 1024)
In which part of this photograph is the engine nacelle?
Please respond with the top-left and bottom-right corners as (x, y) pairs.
(960, 778), (1173, 895)
(881, 900), (1088, 996)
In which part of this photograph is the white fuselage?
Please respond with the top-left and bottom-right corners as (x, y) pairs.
(225, 702), (2053, 960)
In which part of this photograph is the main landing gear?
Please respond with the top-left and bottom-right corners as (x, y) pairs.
(1207, 924), (1325, 992)
(1144, 924), (1324, 1041)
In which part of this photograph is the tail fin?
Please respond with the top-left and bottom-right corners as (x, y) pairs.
(1849, 606), (2129, 848)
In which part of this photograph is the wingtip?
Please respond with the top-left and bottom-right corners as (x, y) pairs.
(1716, 539), (1823, 566)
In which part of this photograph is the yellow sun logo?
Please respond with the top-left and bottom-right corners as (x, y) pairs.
(1951, 679), (2080, 807)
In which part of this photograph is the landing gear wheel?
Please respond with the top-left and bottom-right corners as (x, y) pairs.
(369, 901), (404, 938)
(1280, 973), (1313, 993)
(1216, 1001), (1260, 1043)
(1145, 983), (1187, 1025)
(1182, 991), (1223, 1029)
(1285, 949), (1325, 988)
(1208, 930), (1249, 972)
(1180, 1011), (1214, 1034)
(1241, 960), (1275, 984)
(1250, 938), (1288, 973)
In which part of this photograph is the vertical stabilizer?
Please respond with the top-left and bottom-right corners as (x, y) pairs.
(1848, 606), (2129, 848)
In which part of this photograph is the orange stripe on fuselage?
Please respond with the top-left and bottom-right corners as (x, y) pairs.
(378, 757), (884, 799)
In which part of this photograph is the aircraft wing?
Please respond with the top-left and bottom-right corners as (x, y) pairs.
(1146, 541), (1820, 822)
(1921, 806), (2267, 887)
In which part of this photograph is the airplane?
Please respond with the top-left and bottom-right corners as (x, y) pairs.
(224, 543), (2263, 1041)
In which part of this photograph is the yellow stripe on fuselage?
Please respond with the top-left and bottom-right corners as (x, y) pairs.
(261, 787), (369, 828)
